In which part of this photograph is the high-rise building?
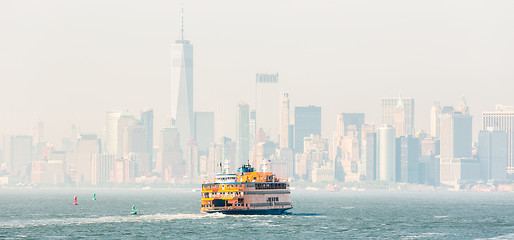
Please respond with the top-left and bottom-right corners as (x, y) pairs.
(193, 112), (215, 154)
(236, 102), (250, 166)
(364, 132), (377, 181)
(279, 92), (290, 149)
(340, 134), (360, 182)
(185, 139), (199, 182)
(106, 110), (121, 154)
(156, 127), (183, 181)
(123, 124), (151, 175)
(76, 133), (101, 184)
(171, 9), (194, 151)
(249, 110), (257, 151)
(31, 151), (66, 185)
(274, 148), (294, 180)
(123, 125), (147, 154)
(208, 143), (222, 175)
(478, 129), (508, 180)
(340, 113), (365, 137)
(430, 102), (442, 138)
(4, 135), (33, 179)
(378, 125), (396, 182)
(276, 92), (293, 179)
(141, 108), (154, 161)
(482, 105), (514, 175)
(117, 112), (138, 156)
(255, 73), (279, 142)
(381, 96), (414, 137)
(215, 103), (224, 144)
(91, 153), (116, 185)
(439, 111), (479, 185)
(294, 106), (322, 153)
(220, 137), (237, 172)
(457, 97), (470, 116)
(419, 138), (440, 186)
(395, 136), (420, 183)
(33, 120), (44, 144)
(302, 134), (331, 182)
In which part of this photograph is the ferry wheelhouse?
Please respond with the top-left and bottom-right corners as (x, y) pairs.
(201, 164), (292, 214)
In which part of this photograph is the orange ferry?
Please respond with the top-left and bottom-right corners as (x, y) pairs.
(201, 164), (292, 214)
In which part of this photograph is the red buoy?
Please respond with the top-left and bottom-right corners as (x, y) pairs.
(73, 196), (78, 205)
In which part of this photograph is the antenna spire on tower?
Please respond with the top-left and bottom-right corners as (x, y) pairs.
(181, 8), (184, 42)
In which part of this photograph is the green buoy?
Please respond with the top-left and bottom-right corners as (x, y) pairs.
(93, 193), (96, 201)
(131, 205), (137, 215)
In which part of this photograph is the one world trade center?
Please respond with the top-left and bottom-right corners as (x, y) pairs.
(171, 9), (193, 151)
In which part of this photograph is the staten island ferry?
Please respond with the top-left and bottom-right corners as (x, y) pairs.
(201, 163), (292, 215)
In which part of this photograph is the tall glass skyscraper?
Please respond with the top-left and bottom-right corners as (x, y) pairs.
(279, 92), (290, 149)
(255, 73), (279, 142)
(194, 112), (215, 154)
(171, 9), (193, 151)
(294, 106), (322, 153)
(141, 108), (154, 161)
(483, 105), (514, 175)
(236, 102), (250, 166)
(378, 125), (396, 182)
(381, 96), (414, 137)
(105, 110), (121, 154)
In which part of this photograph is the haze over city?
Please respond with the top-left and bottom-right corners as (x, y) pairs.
(1, 0), (513, 146)
(2, 2), (514, 239)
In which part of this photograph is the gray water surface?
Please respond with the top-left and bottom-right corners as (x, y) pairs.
(1, 188), (513, 239)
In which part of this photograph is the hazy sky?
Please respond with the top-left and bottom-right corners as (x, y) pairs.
(1, 0), (513, 147)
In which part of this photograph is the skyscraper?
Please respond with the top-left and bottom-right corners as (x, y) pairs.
(249, 110), (257, 151)
(236, 102), (250, 166)
(215, 103), (224, 144)
(430, 102), (441, 138)
(482, 105), (514, 175)
(294, 106), (322, 153)
(156, 127), (183, 180)
(478, 129), (507, 180)
(279, 92), (290, 149)
(106, 110), (121, 154)
(377, 125), (396, 182)
(255, 73), (279, 142)
(117, 113), (138, 156)
(339, 113), (365, 136)
(3, 135), (33, 179)
(186, 139), (199, 182)
(76, 133), (101, 184)
(141, 108), (154, 161)
(364, 132), (377, 181)
(395, 136), (420, 183)
(276, 93), (293, 180)
(439, 111), (478, 185)
(381, 96), (414, 137)
(193, 112), (215, 154)
(91, 153), (116, 185)
(171, 9), (194, 151)
(123, 124), (151, 176)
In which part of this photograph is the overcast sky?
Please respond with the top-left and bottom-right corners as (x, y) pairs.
(1, 0), (513, 147)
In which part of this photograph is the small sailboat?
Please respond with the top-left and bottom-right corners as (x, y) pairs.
(73, 196), (78, 205)
(131, 205), (137, 215)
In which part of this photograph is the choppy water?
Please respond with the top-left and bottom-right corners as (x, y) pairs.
(1, 188), (513, 239)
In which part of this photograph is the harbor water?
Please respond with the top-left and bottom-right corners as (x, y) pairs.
(1, 188), (513, 239)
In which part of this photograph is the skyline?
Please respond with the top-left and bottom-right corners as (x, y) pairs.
(1, 0), (514, 146)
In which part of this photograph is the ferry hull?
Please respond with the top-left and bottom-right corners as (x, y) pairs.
(205, 208), (292, 215)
